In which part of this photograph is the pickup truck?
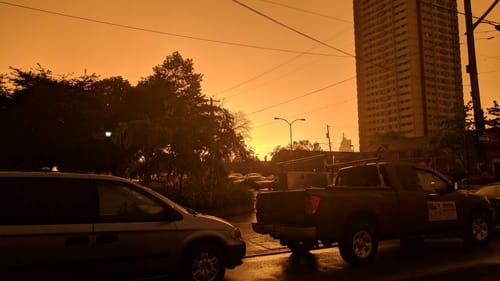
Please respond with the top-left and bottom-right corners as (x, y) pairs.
(252, 162), (494, 265)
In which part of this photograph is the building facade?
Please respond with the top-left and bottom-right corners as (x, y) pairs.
(353, 0), (464, 151)
(339, 133), (355, 152)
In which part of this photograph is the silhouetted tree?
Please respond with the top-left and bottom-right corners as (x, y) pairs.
(0, 65), (111, 171)
(115, 52), (249, 190)
(271, 140), (323, 158)
(0, 54), (251, 198)
(486, 100), (500, 130)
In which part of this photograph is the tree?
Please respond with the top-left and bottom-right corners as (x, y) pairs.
(117, 52), (249, 190)
(231, 111), (252, 141)
(464, 100), (475, 131)
(486, 100), (500, 130)
(0, 74), (10, 108)
(426, 103), (470, 179)
(271, 139), (323, 157)
(0, 53), (252, 201)
(293, 140), (323, 151)
(0, 65), (113, 171)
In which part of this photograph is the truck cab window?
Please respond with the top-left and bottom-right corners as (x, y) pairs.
(416, 170), (449, 193)
(336, 165), (380, 186)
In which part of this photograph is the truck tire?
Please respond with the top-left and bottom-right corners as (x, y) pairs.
(463, 211), (491, 247)
(339, 222), (378, 265)
(182, 243), (226, 281)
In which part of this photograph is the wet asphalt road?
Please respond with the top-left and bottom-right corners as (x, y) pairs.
(225, 211), (500, 281)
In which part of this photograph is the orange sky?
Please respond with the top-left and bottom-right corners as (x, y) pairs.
(1, 0), (499, 159)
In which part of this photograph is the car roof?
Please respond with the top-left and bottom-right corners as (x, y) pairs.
(0, 171), (131, 183)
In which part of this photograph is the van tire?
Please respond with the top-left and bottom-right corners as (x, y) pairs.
(182, 243), (226, 281)
(339, 222), (378, 265)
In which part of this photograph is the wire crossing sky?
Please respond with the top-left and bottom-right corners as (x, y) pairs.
(1, 0), (499, 158)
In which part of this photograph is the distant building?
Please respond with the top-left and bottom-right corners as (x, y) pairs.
(353, 0), (464, 152)
(339, 133), (354, 152)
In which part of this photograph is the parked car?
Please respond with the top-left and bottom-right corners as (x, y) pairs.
(475, 182), (500, 227)
(254, 175), (277, 190)
(227, 172), (243, 181)
(245, 173), (264, 182)
(238, 173), (276, 190)
(231, 173), (260, 186)
(0, 171), (246, 281)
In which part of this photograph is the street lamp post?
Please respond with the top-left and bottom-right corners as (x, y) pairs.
(274, 117), (306, 150)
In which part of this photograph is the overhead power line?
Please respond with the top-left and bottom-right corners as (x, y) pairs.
(249, 75), (356, 115)
(232, 0), (393, 73)
(431, 3), (500, 26)
(255, 0), (352, 23)
(254, 97), (356, 129)
(0, 0), (335, 57)
(218, 31), (351, 98)
(221, 55), (326, 99)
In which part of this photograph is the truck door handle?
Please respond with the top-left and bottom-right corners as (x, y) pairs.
(426, 193), (438, 200)
(66, 236), (90, 246)
(96, 234), (119, 244)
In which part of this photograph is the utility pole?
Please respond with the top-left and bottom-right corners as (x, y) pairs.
(326, 125), (334, 165)
(464, 0), (485, 134)
(463, 0), (499, 182)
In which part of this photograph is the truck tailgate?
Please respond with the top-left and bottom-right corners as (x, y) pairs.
(255, 190), (313, 225)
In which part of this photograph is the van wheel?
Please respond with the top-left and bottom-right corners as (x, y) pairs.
(339, 222), (378, 265)
(183, 244), (225, 281)
(464, 212), (491, 247)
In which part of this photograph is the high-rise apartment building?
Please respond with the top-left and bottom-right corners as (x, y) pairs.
(353, 0), (464, 152)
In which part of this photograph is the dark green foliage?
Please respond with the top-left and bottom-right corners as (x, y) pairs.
(486, 100), (500, 130)
(154, 181), (254, 215)
(0, 66), (111, 171)
(0, 53), (252, 211)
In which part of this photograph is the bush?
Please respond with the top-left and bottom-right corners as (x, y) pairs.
(146, 181), (254, 216)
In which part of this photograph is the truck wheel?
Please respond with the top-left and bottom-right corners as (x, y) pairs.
(339, 222), (378, 265)
(182, 244), (226, 281)
(287, 240), (315, 255)
(463, 212), (491, 247)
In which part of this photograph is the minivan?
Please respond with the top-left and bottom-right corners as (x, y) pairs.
(0, 171), (246, 281)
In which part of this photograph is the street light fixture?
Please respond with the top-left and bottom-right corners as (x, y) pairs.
(274, 117), (306, 150)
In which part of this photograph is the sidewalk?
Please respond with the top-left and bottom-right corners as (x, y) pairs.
(226, 211), (289, 257)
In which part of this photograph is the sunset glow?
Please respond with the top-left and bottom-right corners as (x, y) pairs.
(1, 0), (498, 159)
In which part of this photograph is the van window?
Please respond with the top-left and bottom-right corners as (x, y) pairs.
(96, 181), (167, 222)
(0, 177), (96, 225)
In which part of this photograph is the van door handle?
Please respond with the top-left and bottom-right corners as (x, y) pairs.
(96, 234), (119, 244)
(66, 236), (90, 246)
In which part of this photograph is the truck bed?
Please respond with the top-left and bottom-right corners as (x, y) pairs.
(255, 189), (314, 225)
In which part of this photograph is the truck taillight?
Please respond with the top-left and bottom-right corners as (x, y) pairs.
(305, 195), (320, 215)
